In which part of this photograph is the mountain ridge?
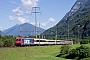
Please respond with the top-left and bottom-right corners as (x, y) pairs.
(62, 0), (89, 20)
(42, 0), (90, 39)
(3, 23), (45, 36)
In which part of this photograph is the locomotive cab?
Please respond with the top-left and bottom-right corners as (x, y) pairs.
(15, 36), (23, 46)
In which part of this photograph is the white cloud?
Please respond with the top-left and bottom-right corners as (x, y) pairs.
(9, 16), (30, 24)
(12, 7), (24, 16)
(30, 22), (40, 27)
(41, 22), (47, 26)
(41, 17), (55, 26)
(9, 16), (15, 20)
(12, 0), (39, 15)
(10, 0), (39, 24)
(26, 11), (31, 14)
(17, 17), (29, 24)
(48, 17), (55, 23)
(30, 22), (35, 25)
(21, 0), (39, 10)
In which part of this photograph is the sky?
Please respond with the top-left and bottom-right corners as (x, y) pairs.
(0, 0), (77, 31)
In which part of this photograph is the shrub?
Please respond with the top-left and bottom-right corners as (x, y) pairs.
(0, 39), (4, 47)
(85, 36), (90, 43)
(60, 45), (70, 54)
(4, 39), (14, 47)
(80, 39), (89, 44)
(73, 38), (79, 44)
(69, 49), (79, 57)
(77, 45), (90, 59)
(68, 45), (90, 59)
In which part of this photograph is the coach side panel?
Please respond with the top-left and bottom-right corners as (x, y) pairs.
(22, 38), (34, 45)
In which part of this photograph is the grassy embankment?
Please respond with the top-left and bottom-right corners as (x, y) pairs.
(0, 44), (89, 60)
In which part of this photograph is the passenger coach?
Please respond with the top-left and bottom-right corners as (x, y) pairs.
(15, 36), (73, 46)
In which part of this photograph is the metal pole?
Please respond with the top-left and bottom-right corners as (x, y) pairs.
(39, 23), (40, 39)
(39, 23), (40, 46)
(41, 34), (43, 39)
(35, 8), (37, 38)
(55, 27), (57, 44)
(68, 20), (69, 40)
(78, 25), (80, 43)
(31, 7), (41, 38)
(20, 24), (22, 36)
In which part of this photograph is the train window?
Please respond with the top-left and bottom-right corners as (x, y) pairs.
(16, 39), (21, 41)
(48, 41), (55, 42)
(56, 41), (60, 42)
(40, 40), (46, 42)
(36, 40), (39, 42)
(36, 40), (46, 42)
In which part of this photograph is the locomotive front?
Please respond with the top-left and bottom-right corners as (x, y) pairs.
(15, 36), (23, 46)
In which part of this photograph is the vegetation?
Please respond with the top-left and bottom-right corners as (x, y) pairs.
(80, 39), (89, 44)
(68, 45), (90, 59)
(60, 45), (70, 54)
(57, 45), (90, 60)
(0, 42), (90, 60)
(73, 38), (80, 44)
(42, 0), (90, 39)
(0, 35), (15, 47)
(0, 45), (64, 60)
(80, 36), (90, 44)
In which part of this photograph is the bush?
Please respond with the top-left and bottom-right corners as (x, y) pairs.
(77, 45), (90, 59)
(68, 45), (90, 59)
(4, 39), (14, 47)
(69, 49), (79, 57)
(73, 38), (79, 44)
(60, 45), (70, 54)
(85, 36), (90, 43)
(57, 45), (90, 60)
(56, 45), (70, 58)
(0, 39), (4, 47)
(80, 39), (89, 44)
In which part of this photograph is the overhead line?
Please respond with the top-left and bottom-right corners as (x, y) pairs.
(40, 9), (51, 18)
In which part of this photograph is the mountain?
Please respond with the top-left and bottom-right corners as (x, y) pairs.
(0, 30), (4, 36)
(3, 23), (45, 36)
(63, 0), (89, 19)
(42, 0), (90, 39)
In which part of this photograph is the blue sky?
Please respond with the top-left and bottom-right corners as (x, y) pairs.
(0, 0), (77, 30)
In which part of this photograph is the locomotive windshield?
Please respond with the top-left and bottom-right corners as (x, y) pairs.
(16, 39), (21, 41)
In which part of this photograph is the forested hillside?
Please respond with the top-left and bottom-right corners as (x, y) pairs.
(42, 0), (90, 39)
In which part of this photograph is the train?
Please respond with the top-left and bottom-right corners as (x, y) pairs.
(15, 36), (73, 46)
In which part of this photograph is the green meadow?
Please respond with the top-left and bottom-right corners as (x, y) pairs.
(0, 44), (90, 60)
(0, 46), (64, 60)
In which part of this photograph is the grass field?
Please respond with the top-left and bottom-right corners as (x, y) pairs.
(0, 46), (65, 60)
(0, 44), (89, 60)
